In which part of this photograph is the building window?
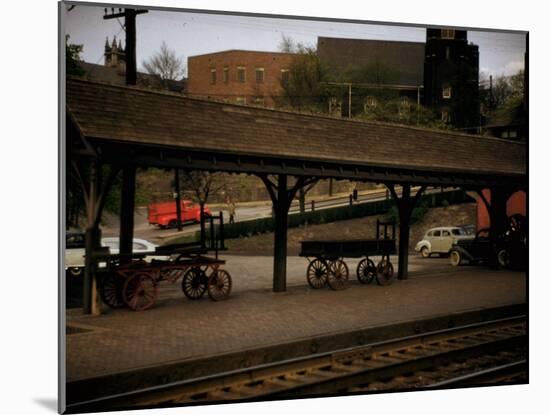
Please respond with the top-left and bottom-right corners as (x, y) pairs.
(210, 68), (216, 85)
(441, 28), (455, 39)
(254, 96), (265, 106)
(235, 97), (247, 105)
(223, 67), (229, 83)
(441, 110), (450, 123)
(445, 46), (451, 60)
(237, 66), (246, 83)
(442, 86), (452, 99)
(280, 69), (289, 86)
(255, 68), (265, 83)
(509, 130), (518, 139)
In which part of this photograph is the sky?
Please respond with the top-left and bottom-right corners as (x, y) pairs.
(64, 4), (526, 79)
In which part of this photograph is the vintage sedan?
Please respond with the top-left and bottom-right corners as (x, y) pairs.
(415, 226), (472, 258)
(65, 235), (163, 275)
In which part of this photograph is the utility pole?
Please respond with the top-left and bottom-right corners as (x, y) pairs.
(103, 7), (148, 85)
(103, 7), (148, 261)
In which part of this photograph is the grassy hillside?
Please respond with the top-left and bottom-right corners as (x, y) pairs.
(223, 203), (477, 256)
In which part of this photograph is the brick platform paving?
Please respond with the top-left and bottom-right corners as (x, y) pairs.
(65, 256), (526, 382)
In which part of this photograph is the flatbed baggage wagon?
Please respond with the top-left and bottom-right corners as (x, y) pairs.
(98, 213), (232, 311)
(299, 220), (397, 290)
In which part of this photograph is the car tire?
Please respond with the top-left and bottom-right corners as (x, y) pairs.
(497, 248), (510, 268)
(68, 267), (83, 276)
(450, 250), (462, 266)
(421, 246), (430, 258)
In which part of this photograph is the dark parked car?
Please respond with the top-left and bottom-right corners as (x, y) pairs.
(449, 228), (494, 266)
(449, 215), (526, 270)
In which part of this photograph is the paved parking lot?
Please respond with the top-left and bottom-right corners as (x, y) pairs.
(66, 255), (526, 383)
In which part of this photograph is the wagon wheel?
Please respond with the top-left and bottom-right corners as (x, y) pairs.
(356, 258), (376, 284)
(375, 258), (395, 286)
(306, 258), (329, 289)
(181, 267), (208, 300)
(161, 267), (186, 284)
(99, 271), (125, 309)
(122, 272), (159, 311)
(207, 269), (232, 301)
(327, 259), (350, 291)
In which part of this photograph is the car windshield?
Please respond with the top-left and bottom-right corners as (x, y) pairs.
(451, 228), (466, 236)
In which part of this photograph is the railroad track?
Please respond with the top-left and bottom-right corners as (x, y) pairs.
(68, 315), (527, 412)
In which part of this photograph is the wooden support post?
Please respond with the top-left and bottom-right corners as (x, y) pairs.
(273, 174), (288, 292)
(73, 161), (120, 315)
(83, 226), (101, 315)
(119, 165), (136, 261)
(174, 168), (182, 231)
(398, 185), (412, 280)
(259, 174), (317, 293)
(82, 161), (102, 315)
(388, 183), (426, 280)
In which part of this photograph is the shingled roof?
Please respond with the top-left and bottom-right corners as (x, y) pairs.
(66, 78), (525, 179)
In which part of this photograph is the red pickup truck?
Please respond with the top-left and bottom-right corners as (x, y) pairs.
(147, 200), (211, 228)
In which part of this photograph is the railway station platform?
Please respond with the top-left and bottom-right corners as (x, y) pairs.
(65, 256), (526, 403)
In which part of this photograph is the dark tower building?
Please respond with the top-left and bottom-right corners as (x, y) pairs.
(104, 36), (126, 72)
(423, 28), (480, 132)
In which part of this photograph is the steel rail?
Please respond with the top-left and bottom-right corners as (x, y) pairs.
(66, 315), (526, 412)
(426, 360), (527, 388)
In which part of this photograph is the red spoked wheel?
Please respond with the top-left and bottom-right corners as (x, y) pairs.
(327, 259), (350, 291)
(306, 258), (329, 289)
(356, 258), (376, 284)
(375, 259), (395, 286)
(207, 269), (232, 301)
(122, 272), (159, 311)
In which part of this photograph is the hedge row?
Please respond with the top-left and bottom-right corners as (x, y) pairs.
(171, 189), (473, 246)
(200, 189), (474, 241)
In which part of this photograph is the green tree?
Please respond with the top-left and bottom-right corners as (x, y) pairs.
(276, 44), (330, 113)
(66, 35), (85, 76)
(481, 71), (524, 113)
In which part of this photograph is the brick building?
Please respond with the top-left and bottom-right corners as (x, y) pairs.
(186, 50), (296, 107)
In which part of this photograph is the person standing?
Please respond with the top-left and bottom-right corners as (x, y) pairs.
(227, 198), (236, 224)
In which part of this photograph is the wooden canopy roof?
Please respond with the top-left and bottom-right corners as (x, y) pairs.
(66, 78), (526, 188)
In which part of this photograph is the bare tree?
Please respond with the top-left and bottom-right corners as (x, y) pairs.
(278, 34), (296, 53)
(181, 171), (226, 243)
(142, 41), (185, 80)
